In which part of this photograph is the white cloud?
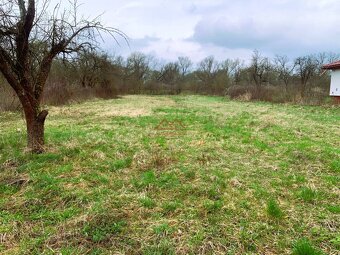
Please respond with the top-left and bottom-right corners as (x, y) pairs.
(191, 0), (340, 57)
(49, 0), (340, 62)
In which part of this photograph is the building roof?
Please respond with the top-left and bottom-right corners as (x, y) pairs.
(323, 61), (340, 70)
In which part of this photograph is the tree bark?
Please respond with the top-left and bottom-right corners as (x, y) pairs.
(25, 109), (48, 154)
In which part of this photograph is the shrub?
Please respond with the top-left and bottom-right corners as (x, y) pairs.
(227, 85), (253, 99)
(226, 85), (287, 103)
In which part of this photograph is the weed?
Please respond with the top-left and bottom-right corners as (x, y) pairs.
(162, 201), (181, 214)
(292, 239), (323, 255)
(298, 187), (317, 203)
(267, 199), (283, 219)
(143, 239), (175, 255)
(153, 223), (173, 236)
(158, 172), (180, 189)
(139, 197), (156, 209)
(203, 199), (223, 213)
(326, 205), (340, 214)
(329, 160), (340, 173)
(82, 213), (127, 242)
(132, 170), (157, 189)
(110, 157), (132, 171)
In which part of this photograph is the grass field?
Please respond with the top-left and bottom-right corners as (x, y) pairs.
(0, 95), (339, 255)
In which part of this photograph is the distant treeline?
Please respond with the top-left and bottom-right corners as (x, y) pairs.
(1, 50), (339, 111)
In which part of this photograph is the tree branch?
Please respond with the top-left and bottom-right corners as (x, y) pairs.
(0, 46), (17, 74)
(0, 51), (22, 95)
(24, 0), (36, 37)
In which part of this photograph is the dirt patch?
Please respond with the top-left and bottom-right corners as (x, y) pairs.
(97, 96), (177, 118)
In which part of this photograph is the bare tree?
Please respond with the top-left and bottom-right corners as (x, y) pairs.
(158, 62), (180, 94)
(294, 55), (318, 98)
(74, 50), (112, 88)
(314, 52), (340, 74)
(327, 52), (340, 63)
(178, 56), (192, 77)
(274, 55), (295, 93)
(196, 56), (219, 92)
(159, 62), (180, 84)
(0, 0), (124, 153)
(250, 50), (271, 92)
(220, 59), (243, 86)
(126, 52), (151, 94)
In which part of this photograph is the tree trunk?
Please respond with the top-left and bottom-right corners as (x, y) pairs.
(25, 109), (48, 153)
(300, 82), (306, 98)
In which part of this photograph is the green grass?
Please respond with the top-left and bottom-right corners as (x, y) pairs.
(292, 239), (324, 255)
(267, 198), (283, 219)
(298, 187), (318, 203)
(139, 197), (156, 209)
(0, 95), (339, 254)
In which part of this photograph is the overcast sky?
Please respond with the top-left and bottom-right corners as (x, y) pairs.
(73, 0), (340, 63)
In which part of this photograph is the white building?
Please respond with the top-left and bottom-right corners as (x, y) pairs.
(323, 61), (340, 102)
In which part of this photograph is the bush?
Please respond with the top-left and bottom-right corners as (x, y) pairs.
(227, 85), (253, 99)
(41, 82), (118, 106)
(227, 85), (287, 103)
(0, 86), (21, 112)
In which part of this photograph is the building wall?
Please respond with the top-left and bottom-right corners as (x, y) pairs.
(330, 70), (340, 96)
